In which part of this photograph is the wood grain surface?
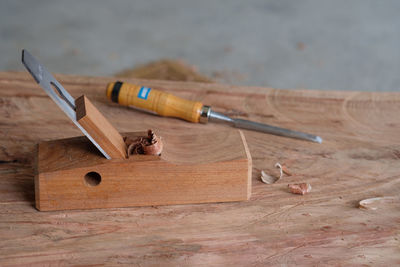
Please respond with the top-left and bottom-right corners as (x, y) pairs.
(76, 95), (127, 159)
(1, 71), (400, 266)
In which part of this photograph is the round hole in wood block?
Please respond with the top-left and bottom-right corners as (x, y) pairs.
(84, 171), (101, 186)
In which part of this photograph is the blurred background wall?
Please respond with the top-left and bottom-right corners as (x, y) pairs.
(1, 0), (400, 91)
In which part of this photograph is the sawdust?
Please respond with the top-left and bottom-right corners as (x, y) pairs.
(211, 70), (247, 84)
(297, 42), (305, 51)
(116, 59), (213, 83)
(116, 59), (246, 84)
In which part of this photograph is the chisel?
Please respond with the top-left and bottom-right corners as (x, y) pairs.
(106, 81), (322, 143)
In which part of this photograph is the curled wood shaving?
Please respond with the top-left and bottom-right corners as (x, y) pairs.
(260, 162), (285, 184)
(359, 197), (396, 210)
(275, 163), (283, 179)
(260, 170), (278, 184)
(288, 183), (312, 195)
(280, 164), (292, 176)
(124, 130), (163, 157)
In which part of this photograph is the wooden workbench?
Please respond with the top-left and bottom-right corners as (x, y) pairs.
(0, 72), (399, 266)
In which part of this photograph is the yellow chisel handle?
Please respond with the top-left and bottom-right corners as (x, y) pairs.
(106, 81), (205, 123)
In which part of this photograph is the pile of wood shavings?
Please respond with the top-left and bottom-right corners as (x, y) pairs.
(116, 58), (247, 84)
(124, 130), (163, 157)
(116, 59), (213, 83)
(260, 163), (291, 184)
(261, 163), (312, 195)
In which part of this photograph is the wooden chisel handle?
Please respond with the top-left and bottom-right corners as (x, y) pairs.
(106, 81), (204, 123)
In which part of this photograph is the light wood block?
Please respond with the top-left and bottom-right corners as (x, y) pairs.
(75, 95), (126, 159)
(35, 130), (252, 211)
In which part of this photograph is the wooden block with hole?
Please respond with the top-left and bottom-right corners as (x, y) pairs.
(34, 130), (252, 211)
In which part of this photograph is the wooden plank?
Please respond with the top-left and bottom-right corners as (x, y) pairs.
(35, 130), (251, 211)
(0, 71), (400, 266)
(75, 95), (126, 159)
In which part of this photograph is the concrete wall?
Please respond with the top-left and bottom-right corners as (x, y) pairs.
(1, 0), (399, 91)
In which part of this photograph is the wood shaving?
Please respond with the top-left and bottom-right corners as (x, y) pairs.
(358, 197), (397, 210)
(260, 162), (285, 184)
(280, 164), (292, 176)
(274, 163), (284, 179)
(124, 130), (163, 157)
(288, 183), (312, 195)
(260, 170), (278, 184)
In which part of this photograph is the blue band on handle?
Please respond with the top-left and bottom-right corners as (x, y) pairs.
(138, 87), (151, 100)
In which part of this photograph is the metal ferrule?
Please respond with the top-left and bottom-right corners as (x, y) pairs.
(199, 105), (211, 123)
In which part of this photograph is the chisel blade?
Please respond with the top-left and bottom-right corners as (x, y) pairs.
(207, 109), (322, 143)
(233, 118), (322, 143)
(21, 49), (112, 159)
